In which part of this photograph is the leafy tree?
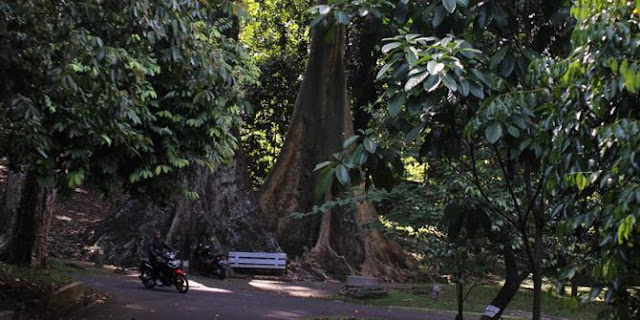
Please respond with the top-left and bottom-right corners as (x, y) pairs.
(530, 1), (640, 318)
(0, 0), (256, 267)
(314, 0), (574, 319)
(240, 0), (309, 187)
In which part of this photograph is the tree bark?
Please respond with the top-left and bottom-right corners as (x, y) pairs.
(258, 24), (352, 255)
(532, 206), (544, 320)
(0, 168), (38, 266)
(259, 21), (417, 279)
(480, 245), (530, 320)
(0, 169), (26, 260)
(93, 148), (280, 266)
(34, 189), (56, 269)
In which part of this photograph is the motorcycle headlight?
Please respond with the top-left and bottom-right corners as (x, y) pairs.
(168, 259), (181, 268)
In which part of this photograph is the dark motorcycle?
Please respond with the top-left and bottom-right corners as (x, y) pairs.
(139, 249), (189, 293)
(197, 244), (228, 280)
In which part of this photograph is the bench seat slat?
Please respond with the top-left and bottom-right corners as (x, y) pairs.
(230, 258), (286, 266)
(228, 252), (287, 259)
(227, 251), (288, 270)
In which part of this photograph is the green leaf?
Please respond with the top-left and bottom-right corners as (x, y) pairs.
(404, 70), (429, 91)
(469, 82), (484, 99)
(335, 11), (350, 24)
(441, 73), (458, 92)
(490, 46), (510, 70)
(364, 138), (378, 153)
(471, 69), (491, 87)
(376, 63), (394, 80)
(314, 166), (335, 200)
(442, 0), (457, 13)
(433, 6), (445, 27)
(318, 5), (331, 15)
(576, 172), (589, 191)
(388, 93), (405, 117)
(458, 79), (470, 96)
(485, 122), (503, 144)
(500, 54), (515, 77)
(382, 42), (402, 54)
(342, 135), (360, 149)
(100, 134), (112, 146)
(423, 75), (442, 92)
(313, 161), (335, 171)
(427, 61), (445, 75)
(335, 164), (350, 186)
(506, 125), (520, 137)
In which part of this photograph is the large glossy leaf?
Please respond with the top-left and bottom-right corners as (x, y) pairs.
(364, 137), (378, 153)
(342, 135), (360, 149)
(314, 166), (334, 200)
(404, 70), (429, 91)
(500, 54), (515, 77)
(382, 42), (402, 54)
(442, 0), (457, 13)
(458, 79), (470, 96)
(485, 122), (503, 144)
(387, 93), (405, 117)
(313, 161), (334, 172)
(427, 61), (445, 75)
(335, 164), (350, 186)
(441, 73), (458, 92)
(469, 82), (485, 99)
(432, 6), (445, 27)
(423, 75), (442, 92)
(490, 46), (509, 70)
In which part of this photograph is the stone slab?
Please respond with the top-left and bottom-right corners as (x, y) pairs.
(48, 282), (84, 309)
(345, 275), (380, 288)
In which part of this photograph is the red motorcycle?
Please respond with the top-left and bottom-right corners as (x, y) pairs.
(139, 249), (189, 293)
(197, 244), (228, 280)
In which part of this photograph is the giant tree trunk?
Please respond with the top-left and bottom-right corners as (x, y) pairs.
(93, 148), (279, 266)
(259, 22), (417, 279)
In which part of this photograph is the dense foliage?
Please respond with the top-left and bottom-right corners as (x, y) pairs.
(308, 0), (639, 319)
(240, 0), (308, 187)
(0, 0), (256, 195)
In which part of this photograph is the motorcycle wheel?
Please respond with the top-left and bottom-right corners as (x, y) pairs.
(175, 274), (189, 293)
(140, 269), (156, 289)
(216, 266), (226, 280)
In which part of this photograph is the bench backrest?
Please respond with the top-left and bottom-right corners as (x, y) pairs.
(228, 251), (287, 269)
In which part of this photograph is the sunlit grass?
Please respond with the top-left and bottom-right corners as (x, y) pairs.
(330, 283), (605, 320)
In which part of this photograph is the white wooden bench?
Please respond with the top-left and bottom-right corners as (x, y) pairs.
(227, 251), (287, 270)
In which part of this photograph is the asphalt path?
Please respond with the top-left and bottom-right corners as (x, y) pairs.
(69, 274), (451, 320)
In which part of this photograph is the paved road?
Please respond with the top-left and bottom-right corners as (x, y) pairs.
(69, 274), (451, 320)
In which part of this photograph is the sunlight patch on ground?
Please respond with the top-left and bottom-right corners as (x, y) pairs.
(188, 278), (234, 294)
(249, 280), (331, 298)
(124, 273), (233, 293)
(265, 309), (307, 319)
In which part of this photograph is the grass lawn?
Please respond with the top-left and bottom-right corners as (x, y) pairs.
(330, 283), (605, 320)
